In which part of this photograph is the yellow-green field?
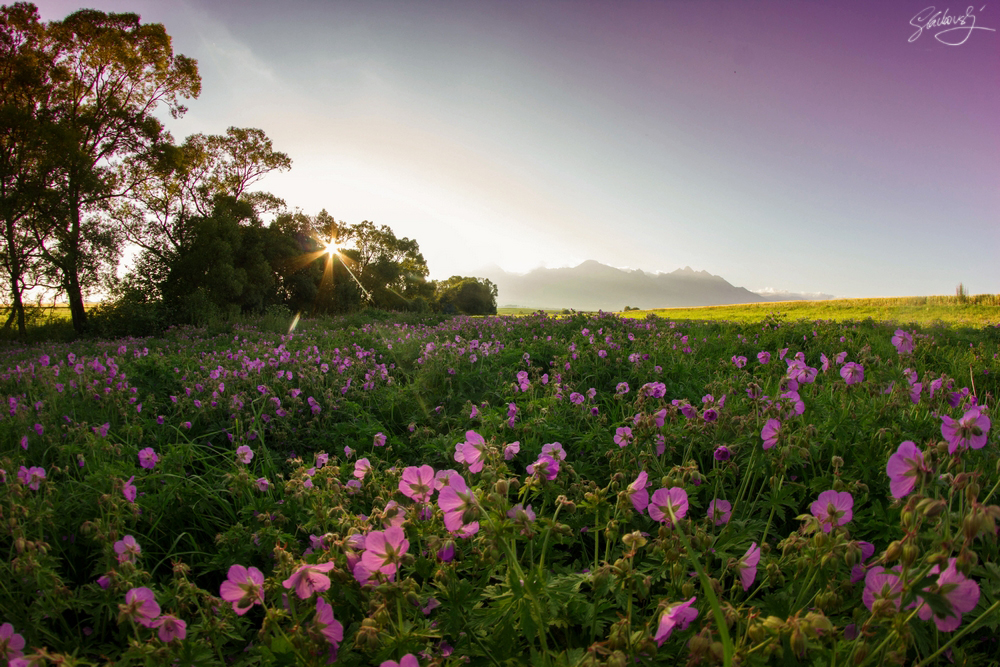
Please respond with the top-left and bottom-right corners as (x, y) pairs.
(7, 297), (1000, 331)
(619, 294), (1000, 326)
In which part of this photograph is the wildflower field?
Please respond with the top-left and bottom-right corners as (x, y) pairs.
(1, 311), (999, 667)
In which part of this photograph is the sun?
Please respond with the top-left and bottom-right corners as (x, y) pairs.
(324, 238), (340, 257)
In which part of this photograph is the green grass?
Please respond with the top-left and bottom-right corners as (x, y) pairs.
(619, 294), (1000, 327)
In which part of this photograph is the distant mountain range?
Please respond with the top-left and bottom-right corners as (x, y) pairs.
(475, 261), (834, 311)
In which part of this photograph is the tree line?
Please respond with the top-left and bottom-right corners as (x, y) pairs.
(0, 3), (497, 338)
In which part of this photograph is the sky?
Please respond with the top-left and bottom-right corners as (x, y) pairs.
(36, 0), (1000, 298)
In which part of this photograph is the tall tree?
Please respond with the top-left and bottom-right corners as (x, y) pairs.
(112, 126), (291, 299)
(339, 220), (431, 307)
(33, 7), (200, 332)
(0, 2), (56, 336)
(434, 275), (498, 315)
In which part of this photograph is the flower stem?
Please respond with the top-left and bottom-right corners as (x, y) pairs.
(916, 600), (1000, 667)
(668, 505), (734, 667)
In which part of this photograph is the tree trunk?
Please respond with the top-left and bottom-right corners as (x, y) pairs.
(64, 199), (87, 334)
(65, 267), (87, 333)
(12, 286), (26, 337)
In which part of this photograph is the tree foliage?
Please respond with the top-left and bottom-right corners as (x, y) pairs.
(2, 3), (498, 338)
(10, 5), (202, 333)
(434, 275), (498, 315)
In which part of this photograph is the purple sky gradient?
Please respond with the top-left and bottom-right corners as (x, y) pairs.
(37, 0), (1000, 297)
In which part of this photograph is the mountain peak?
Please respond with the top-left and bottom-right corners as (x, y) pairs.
(471, 259), (831, 310)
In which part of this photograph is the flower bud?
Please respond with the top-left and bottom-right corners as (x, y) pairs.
(790, 627), (807, 657)
(901, 543), (920, 568)
(356, 618), (381, 650)
(608, 619), (628, 649)
(494, 479), (509, 495)
(605, 651), (627, 667)
(461, 506), (480, 524)
(806, 611), (832, 635)
(966, 483), (981, 503)
(681, 581), (695, 598)
(710, 641), (725, 661)
(556, 495), (576, 512)
(957, 548), (978, 568)
(688, 628), (711, 656)
(963, 514), (983, 542)
(763, 616), (785, 633)
(623, 531), (647, 550)
(884, 540), (903, 563)
(636, 575), (651, 598)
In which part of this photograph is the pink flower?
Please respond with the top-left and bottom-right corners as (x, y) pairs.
(138, 447), (158, 470)
(354, 458), (372, 480)
(757, 351), (770, 365)
(541, 442), (566, 461)
(526, 454), (559, 481)
(380, 655), (420, 667)
(361, 526), (410, 582)
(236, 445), (254, 464)
(459, 430), (487, 473)
(434, 469), (461, 490)
(707, 499), (732, 526)
(713, 446), (731, 461)
(17, 465), (45, 491)
(892, 329), (914, 355)
(154, 614), (186, 642)
(760, 419), (781, 450)
(886, 441), (926, 499)
(732, 355), (747, 368)
(654, 597), (698, 645)
(914, 559), (980, 631)
(400, 465), (436, 502)
(119, 587), (160, 628)
(840, 362), (864, 385)
(736, 542), (760, 591)
(219, 564), (265, 615)
(627, 471), (649, 513)
(940, 407), (991, 454)
(648, 488), (689, 524)
(314, 597), (344, 656)
(810, 490), (853, 533)
(437, 474), (479, 535)
(862, 566), (902, 612)
(114, 535), (141, 564)
(503, 441), (520, 460)
(614, 426), (633, 447)
(0, 622), (25, 660)
(256, 477), (270, 492)
(123, 476), (137, 503)
(283, 562), (337, 599)
(506, 503), (536, 524)
(373, 432), (387, 447)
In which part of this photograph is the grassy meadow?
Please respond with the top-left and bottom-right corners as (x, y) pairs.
(1, 304), (998, 666)
(621, 295), (1000, 328)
